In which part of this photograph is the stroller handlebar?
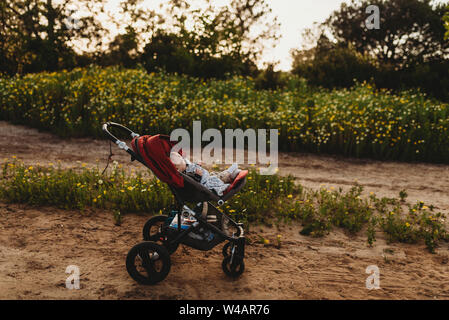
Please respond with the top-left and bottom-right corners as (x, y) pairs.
(102, 122), (150, 168)
(102, 122), (139, 142)
(102, 122), (140, 152)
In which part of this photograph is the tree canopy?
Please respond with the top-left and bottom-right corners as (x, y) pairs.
(0, 0), (105, 74)
(292, 0), (449, 100)
(0, 0), (280, 78)
(326, 0), (448, 67)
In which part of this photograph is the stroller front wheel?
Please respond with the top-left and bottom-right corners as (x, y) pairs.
(222, 255), (245, 278)
(126, 241), (171, 285)
(222, 242), (233, 257)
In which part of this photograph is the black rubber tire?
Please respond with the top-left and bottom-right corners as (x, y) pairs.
(222, 255), (245, 278)
(126, 241), (171, 285)
(222, 242), (232, 257)
(142, 215), (178, 254)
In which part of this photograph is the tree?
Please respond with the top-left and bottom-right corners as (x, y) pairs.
(0, 0), (105, 74)
(291, 0), (449, 100)
(0, 0), (280, 77)
(142, 31), (195, 75)
(214, 0), (280, 63)
(141, 0), (277, 78)
(254, 63), (287, 90)
(102, 26), (139, 68)
(326, 0), (448, 68)
(444, 4), (449, 40)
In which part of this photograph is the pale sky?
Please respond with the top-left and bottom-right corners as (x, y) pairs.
(264, 0), (352, 70)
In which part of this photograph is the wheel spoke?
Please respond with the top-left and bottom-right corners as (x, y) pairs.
(231, 262), (240, 273)
(148, 223), (163, 241)
(138, 248), (156, 278)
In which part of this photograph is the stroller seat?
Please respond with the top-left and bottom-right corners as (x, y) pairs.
(130, 134), (248, 204)
(179, 170), (248, 204)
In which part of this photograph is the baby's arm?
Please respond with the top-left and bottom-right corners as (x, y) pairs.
(185, 162), (204, 180)
(185, 158), (204, 176)
(195, 167), (203, 176)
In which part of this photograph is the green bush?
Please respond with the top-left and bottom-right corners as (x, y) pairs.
(293, 46), (376, 88)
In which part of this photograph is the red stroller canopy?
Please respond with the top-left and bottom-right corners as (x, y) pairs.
(131, 135), (184, 188)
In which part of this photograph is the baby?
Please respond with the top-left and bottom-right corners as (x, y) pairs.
(170, 152), (240, 196)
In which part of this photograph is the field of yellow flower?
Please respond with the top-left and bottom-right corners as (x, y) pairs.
(1, 65), (448, 162)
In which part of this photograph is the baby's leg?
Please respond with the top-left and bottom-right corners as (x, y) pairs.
(226, 163), (240, 179)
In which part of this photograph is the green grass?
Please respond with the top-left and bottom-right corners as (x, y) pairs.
(1, 159), (447, 252)
(1, 66), (449, 163)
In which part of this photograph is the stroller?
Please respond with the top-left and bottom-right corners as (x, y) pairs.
(103, 122), (248, 285)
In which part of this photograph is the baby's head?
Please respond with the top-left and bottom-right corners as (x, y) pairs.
(170, 152), (186, 172)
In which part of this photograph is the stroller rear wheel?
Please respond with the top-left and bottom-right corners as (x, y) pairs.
(126, 241), (171, 285)
(142, 215), (178, 254)
(222, 255), (245, 278)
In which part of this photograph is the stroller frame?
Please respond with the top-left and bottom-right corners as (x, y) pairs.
(103, 122), (247, 284)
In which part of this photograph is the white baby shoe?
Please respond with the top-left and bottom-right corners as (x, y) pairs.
(227, 163), (240, 179)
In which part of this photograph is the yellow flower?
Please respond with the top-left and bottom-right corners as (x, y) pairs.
(287, 194), (293, 198)
(405, 222), (410, 227)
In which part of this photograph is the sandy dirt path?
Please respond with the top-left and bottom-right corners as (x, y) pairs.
(1, 121), (449, 299)
(1, 203), (449, 300)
